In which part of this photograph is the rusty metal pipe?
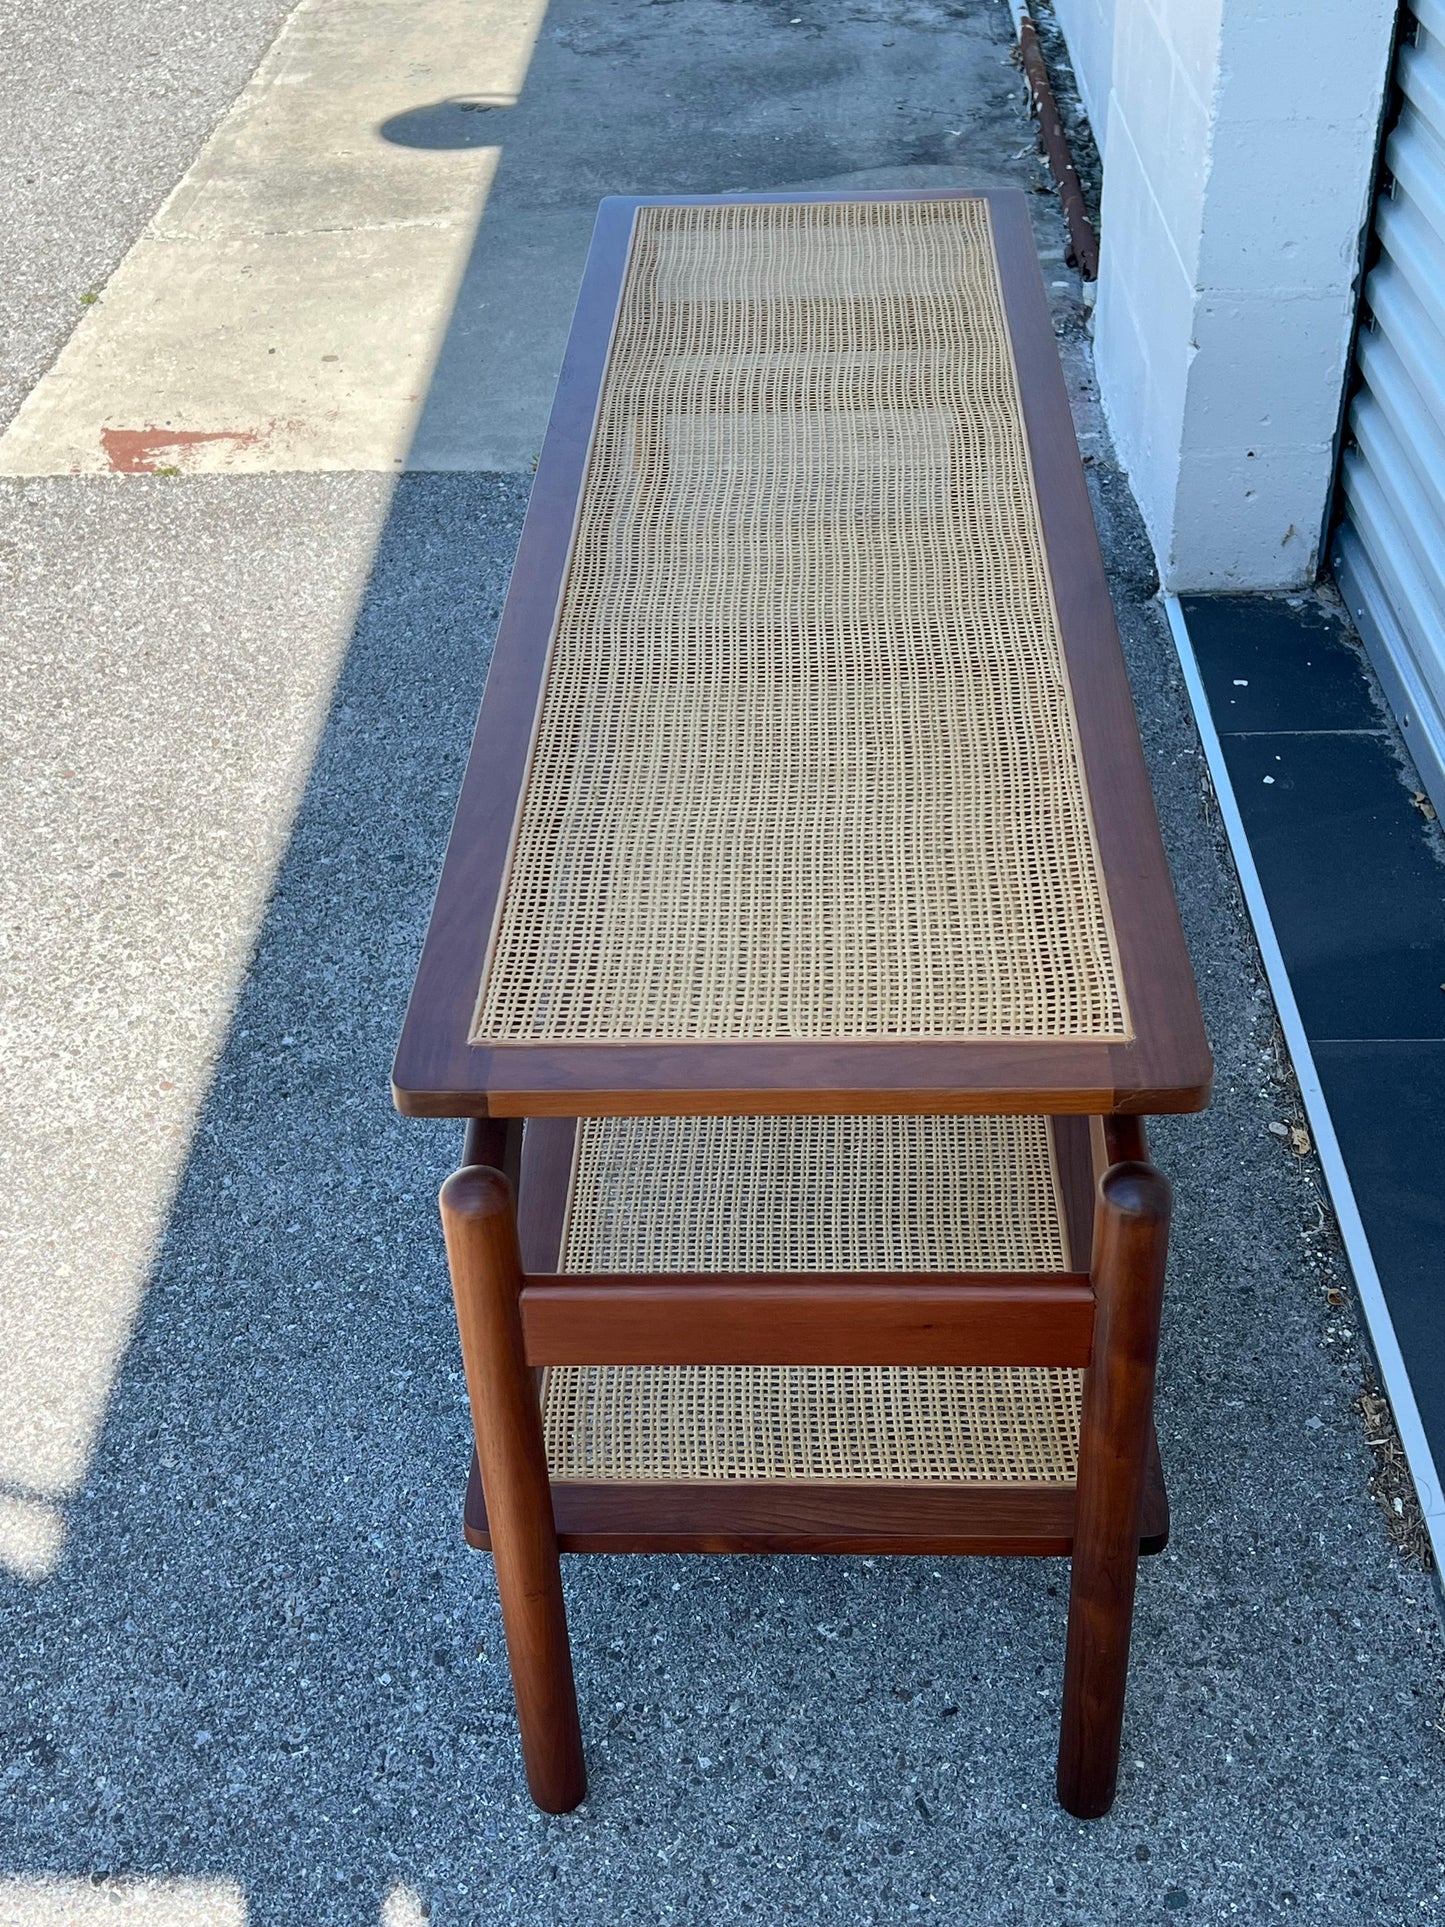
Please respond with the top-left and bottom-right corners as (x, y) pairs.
(1018, 12), (1100, 282)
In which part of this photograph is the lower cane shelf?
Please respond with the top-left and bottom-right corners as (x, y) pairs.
(463, 1393), (1169, 1557)
(463, 1112), (1168, 1557)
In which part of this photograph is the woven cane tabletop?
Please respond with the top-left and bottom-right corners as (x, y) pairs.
(393, 190), (1211, 1117)
(477, 197), (1123, 1047)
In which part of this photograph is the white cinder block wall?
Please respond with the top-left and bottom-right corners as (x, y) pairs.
(1054, 0), (1397, 590)
(1049, 0), (1116, 157)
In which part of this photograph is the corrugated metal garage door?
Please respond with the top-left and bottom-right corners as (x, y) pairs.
(1333, 0), (1445, 814)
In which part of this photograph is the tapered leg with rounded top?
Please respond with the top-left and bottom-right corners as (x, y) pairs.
(1056, 1150), (1171, 1819)
(440, 1163), (586, 1813)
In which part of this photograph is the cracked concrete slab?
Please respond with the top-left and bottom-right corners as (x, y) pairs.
(0, 0), (543, 476)
(0, 0), (1035, 476)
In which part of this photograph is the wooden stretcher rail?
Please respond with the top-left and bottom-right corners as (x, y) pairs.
(462, 1437), (1171, 1557)
(519, 1273), (1095, 1366)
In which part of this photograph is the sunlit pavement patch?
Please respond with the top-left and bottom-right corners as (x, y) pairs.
(0, 477), (395, 1574)
(0, 1878), (247, 1926)
(0, 1493), (65, 1583)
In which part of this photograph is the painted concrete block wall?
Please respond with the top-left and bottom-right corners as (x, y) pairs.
(1073, 0), (1396, 589)
(1048, 0), (1115, 156)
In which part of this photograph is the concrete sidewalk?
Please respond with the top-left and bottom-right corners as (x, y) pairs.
(2, 1), (1443, 1922)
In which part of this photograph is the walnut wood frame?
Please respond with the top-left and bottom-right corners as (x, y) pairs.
(406, 193), (1203, 1823)
(392, 189), (1211, 1122)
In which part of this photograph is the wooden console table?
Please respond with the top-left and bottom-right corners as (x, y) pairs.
(393, 189), (1211, 1821)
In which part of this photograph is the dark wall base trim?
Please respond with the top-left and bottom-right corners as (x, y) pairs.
(1164, 593), (1445, 1576)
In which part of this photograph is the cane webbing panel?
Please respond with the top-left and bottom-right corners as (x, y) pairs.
(541, 1365), (1081, 1484)
(472, 196), (1129, 1045)
(560, 1112), (1068, 1274)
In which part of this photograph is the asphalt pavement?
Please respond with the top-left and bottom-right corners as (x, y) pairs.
(1, 1), (1443, 1922)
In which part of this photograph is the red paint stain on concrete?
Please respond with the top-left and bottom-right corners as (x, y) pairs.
(100, 425), (267, 473)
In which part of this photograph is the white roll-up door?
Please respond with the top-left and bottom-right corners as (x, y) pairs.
(1334, 0), (1445, 814)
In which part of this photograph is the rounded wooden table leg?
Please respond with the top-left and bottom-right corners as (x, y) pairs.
(1057, 1155), (1171, 1819)
(440, 1163), (586, 1813)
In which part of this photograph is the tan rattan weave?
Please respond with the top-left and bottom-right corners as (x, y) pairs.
(541, 1364), (1081, 1484)
(473, 196), (1127, 1045)
(544, 1112), (1076, 1485)
(560, 1112), (1068, 1273)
